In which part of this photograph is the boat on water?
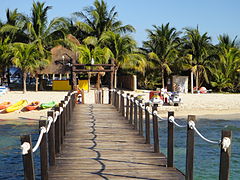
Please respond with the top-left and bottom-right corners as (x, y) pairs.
(0, 102), (11, 110)
(26, 101), (40, 111)
(40, 101), (56, 109)
(5, 100), (28, 113)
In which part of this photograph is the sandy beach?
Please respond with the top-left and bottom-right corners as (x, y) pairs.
(0, 90), (240, 122)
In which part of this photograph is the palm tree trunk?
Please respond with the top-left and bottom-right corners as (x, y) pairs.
(23, 72), (27, 94)
(161, 69), (165, 88)
(191, 71), (194, 94)
(35, 73), (39, 92)
(96, 73), (100, 90)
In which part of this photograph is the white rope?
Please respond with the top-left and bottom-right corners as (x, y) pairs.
(21, 142), (31, 155)
(46, 116), (54, 133)
(131, 97), (134, 102)
(169, 116), (187, 128)
(188, 121), (220, 144)
(135, 100), (139, 105)
(32, 127), (47, 152)
(146, 106), (152, 114)
(60, 107), (63, 114)
(222, 137), (231, 152)
(140, 103), (145, 109)
(54, 111), (60, 122)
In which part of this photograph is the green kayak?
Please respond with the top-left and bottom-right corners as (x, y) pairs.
(40, 101), (56, 109)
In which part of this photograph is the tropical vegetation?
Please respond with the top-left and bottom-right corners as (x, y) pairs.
(0, 0), (239, 93)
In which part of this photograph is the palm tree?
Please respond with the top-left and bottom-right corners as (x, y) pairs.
(100, 31), (147, 88)
(210, 47), (240, 91)
(11, 43), (47, 93)
(0, 37), (12, 85)
(73, 0), (135, 39)
(77, 42), (113, 89)
(143, 23), (181, 88)
(182, 27), (212, 90)
(26, 1), (67, 91)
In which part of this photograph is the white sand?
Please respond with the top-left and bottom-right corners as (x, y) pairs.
(0, 90), (239, 122)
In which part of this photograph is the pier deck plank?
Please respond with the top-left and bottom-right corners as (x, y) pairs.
(49, 104), (184, 180)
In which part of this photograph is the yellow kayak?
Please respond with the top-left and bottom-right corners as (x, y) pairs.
(6, 100), (28, 113)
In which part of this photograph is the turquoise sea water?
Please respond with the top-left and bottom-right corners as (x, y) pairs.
(0, 118), (239, 179)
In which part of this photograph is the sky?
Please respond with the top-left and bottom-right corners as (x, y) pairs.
(1, 0), (240, 46)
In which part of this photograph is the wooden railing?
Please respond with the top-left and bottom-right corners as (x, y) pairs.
(110, 89), (232, 180)
(20, 91), (76, 180)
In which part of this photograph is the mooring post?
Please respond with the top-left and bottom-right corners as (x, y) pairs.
(126, 93), (130, 120)
(64, 96), (69, 125)
(152, 103), (159, 153)
(47, 111), (56, 166)
(145, 102), (150, 144)
(219, 130), (232, 180)
(138, 99), (143, 136)
(167, 111), (174, 167)
(20, 135), (35, 180)
(102, 89), (104, 104)
(39, 120), (48, 180)
(134, 97), (138, 130)
(186, 115), (196, 180)
(129, 95), (134, 125)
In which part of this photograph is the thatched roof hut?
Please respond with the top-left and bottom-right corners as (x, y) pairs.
(38, 45), (76, 74)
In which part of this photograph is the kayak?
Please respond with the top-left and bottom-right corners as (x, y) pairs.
(6, 100), (28, 113)
(40, 101), (56, 109)
(26, 101), (40, 111)
(0, 102), (11, 110)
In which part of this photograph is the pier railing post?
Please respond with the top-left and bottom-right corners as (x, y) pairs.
(126, 93), (130, 120)
(61, 101), (66, 137)
(129, 95), (134, 125)
(152, 103), (159, 153)
(39, 120), (48, 180)
(138, 99), (143, 136)
(219, 130), (232, 180)
(134, 97), (138, 130)
(59, 102), (64, 145)
(186, 115), (196, 180)
(54, 107), (61, 154)
(167, 111), (174, 167)
(47, 111), (56, 166)
(121, 90), (125, 116)
(145, 102), (150, 144)
(20, 135), (35, 180)
(102, 89), (104, 104)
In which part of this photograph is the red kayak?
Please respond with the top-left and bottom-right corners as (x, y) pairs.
(0, 102), (11, 110)
(26, 101), (40, 111)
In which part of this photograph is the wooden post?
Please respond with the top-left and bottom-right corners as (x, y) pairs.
(54, 107), (61, 154)
(126, 93), (130, 120)
(186, 115), (196, 180)
(64, 96), (69, 125)
(145, 102), (150, 144)
(59, 103), (64, 145)
(121, 91), (125, 116)
(129, 95), (134, 125)
(47, 111), (56, 166)
(138, 99), (143, 136)
(219, 130), (232, 180)
(134, 97), (138, 130)
(61, 101), (66, 136)
(81, 89), (85, 104)
(102, 89), (104, 104)
(167, 111), (174, 167)
(20, 135), (35, 180)
(39, 120), (48, 180)
(152, 103), (159, 153)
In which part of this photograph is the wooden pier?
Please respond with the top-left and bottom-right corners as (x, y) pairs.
(48, 104), (184, 179)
